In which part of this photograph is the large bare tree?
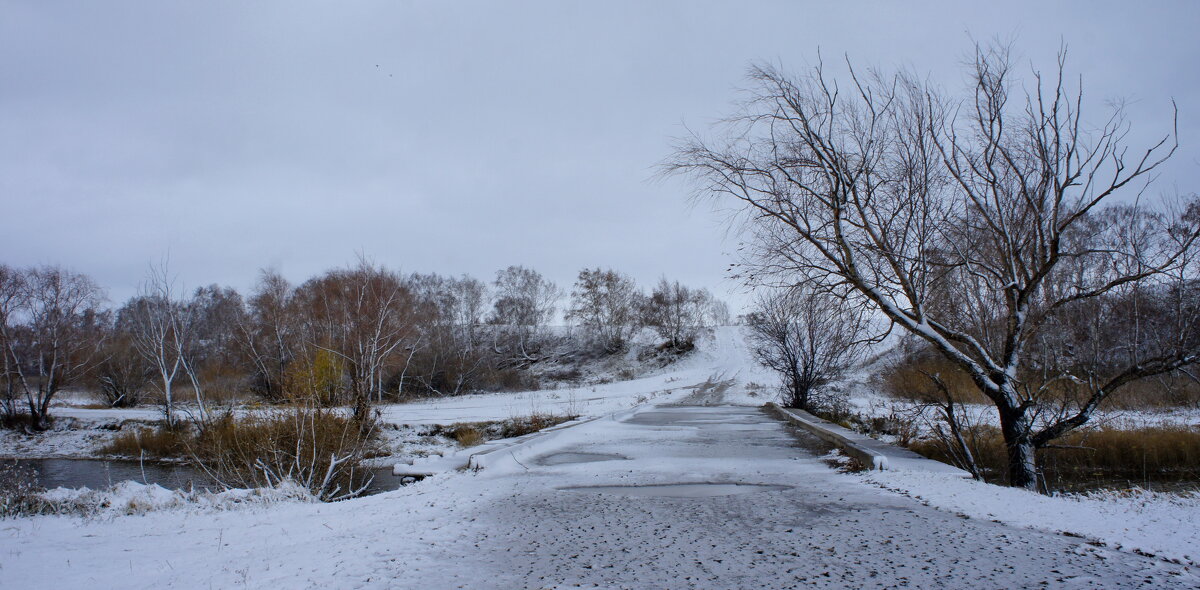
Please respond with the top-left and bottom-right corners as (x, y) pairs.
(239, 269), (297, 402)
(669, 44), (1200, 489)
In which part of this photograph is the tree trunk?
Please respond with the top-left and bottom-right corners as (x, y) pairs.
(27, 389), (52, 431)
(998, 406), (1038, 490)
(788, 373), (810, 411)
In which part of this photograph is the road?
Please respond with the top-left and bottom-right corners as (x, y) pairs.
(414, 404), (1195, 589)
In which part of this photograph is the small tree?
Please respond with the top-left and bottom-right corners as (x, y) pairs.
(567, 268), (642, 353)
(186, 284), (247, 400)
(0, 266), (106, 430)
(94, 311), (153, 408)
(0, 265), (25, 421)
(239, 269), (297, 402)
(642, 278), (716, 349)
(128, 264), (203, 427)
(488, 266), (561, 363)
(745, 288), (871, 411)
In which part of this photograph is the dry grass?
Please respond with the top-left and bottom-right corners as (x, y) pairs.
(499, 412), (574, 437)
(100, 425), (191, 458)
(189, 410), (379, 501)
(101, 409), (379, 501)
(882, 349), (1200, 410)
(880, 354), (989, 405)
(1098, 374), (1200, 410)
(449, 425), (484, 447)
(433, 412), (576, 448)
(0, 461), (49, 517)
(909, 424), (1200, 490)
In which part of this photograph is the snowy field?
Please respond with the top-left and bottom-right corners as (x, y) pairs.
(3, 327), (1198, 588)
(858, 467), (1200, 568)
(3, 403), (1196, 588)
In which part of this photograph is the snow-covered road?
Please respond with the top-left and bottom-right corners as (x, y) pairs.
(6, 403), (1195, 589)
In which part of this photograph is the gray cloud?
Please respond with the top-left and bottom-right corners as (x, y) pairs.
(3, 1), (1197, 310)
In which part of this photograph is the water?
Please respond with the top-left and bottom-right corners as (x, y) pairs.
(9, 459), (407, 497)
(10, 458), (220, 491)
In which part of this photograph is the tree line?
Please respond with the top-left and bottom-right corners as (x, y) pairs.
(0, 261), (728, 430)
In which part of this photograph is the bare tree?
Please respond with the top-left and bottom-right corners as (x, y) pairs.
(0, 265), (25, 421)
(488, 265), (561, 364)
(0, 266), (106, 430)
(568, 268), (643, 353)
(239, 269), (297, 402)
(293, 260), (417, 421)
(407, 273), (490, 395)
(668, 43), (1200, 489)
(745, 288), (872, 411)
(128, 264), (202, 427)
(642, 278), (717, 349)
(94, 309), (153, 408)
(185, 284), (247, 402)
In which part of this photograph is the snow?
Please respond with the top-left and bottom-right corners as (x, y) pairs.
(2, 326), (1198, 588)
(3, 404), (1194, 588)
(858, 468), (1200, 567)
(35, 480), (315, 517)
(376, 327), (768, 425)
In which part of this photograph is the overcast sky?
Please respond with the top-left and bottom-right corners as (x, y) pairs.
(3, 1), (1198, 310)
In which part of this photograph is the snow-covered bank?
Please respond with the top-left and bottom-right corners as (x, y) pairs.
(33, 480), (316, 517)
(0, 416), (160, 460)
(860, 468), (1200, 567)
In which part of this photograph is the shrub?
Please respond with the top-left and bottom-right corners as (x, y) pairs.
(189, 408), (379, 502)
(283, 348), (347, 406)
(433, 413), (576, 447)
(0, 461), (48, 517)
(100, 424), (190, 458)
(100, 409), (379, 502)
(498, 412), (574, 438)
(493, 369), (539, 392)
(451, 425), (484, 447)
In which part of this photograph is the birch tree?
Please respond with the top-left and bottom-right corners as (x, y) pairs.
(0, 266), (105, 430)
(668, 44), (1200, 489)
(567, 268), (642, 353)
(128, 265), (202, 427)
(0, 265), (25, 421)
(489, 266), (561, 364)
